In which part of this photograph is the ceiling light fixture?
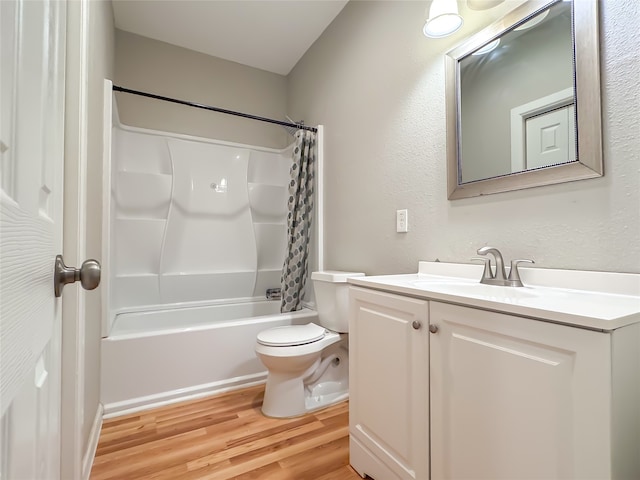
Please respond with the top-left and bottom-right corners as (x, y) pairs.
(423, 0), (464, 38)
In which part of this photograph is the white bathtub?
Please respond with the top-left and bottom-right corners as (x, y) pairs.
(101, 300), (317, 417)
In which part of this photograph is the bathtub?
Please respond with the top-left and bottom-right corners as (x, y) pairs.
(101, 300), (317, 417)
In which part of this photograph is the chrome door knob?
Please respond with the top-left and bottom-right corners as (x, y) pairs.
(429, 324), (439, 334)
(54, 255), (101, 297)
(412, 320), (422, 330)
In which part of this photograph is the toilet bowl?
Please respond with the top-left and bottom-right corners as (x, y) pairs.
(255, 271), (364, 418)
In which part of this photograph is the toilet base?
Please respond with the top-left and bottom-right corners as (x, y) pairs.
(261, 366), (315, 418)
(304, 389), (349, 413)
(261, 344), (349, 418)
(261, 385), (349, 419)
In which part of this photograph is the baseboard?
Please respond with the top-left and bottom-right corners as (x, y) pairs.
(82, 403), (103, 480)
(102, 372), (267, 419)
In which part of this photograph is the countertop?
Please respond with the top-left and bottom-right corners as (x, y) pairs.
(348, 262), (640, 331)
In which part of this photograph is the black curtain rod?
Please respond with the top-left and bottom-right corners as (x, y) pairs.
(113, 85), (317, 133)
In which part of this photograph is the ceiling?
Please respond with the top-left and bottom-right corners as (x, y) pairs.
(112, 0), (349, 76)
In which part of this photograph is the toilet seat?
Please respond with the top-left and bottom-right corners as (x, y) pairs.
(257, 323), (326, 347)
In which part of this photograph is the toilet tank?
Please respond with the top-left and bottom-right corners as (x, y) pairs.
(311, 271), (365, 333)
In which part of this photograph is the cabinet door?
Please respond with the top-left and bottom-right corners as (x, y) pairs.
(349, 287), (429, 480)
(430, 302), (612, 480)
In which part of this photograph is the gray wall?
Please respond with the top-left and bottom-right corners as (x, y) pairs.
(114, 30), (290, 149)
(287, 0), (640, 275)
(85, 0), (114, 454)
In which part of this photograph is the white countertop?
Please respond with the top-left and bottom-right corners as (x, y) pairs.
(348, 262), (640, 331)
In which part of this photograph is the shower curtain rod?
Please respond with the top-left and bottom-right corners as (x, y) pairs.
(112, 85), (317, 133)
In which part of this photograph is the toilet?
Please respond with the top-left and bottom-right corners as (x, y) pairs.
(255, 270), (364, 418)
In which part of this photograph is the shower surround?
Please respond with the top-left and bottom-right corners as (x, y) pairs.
(110, 127), (290, 320)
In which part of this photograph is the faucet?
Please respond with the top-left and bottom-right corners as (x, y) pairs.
(474, 247), (534, 287)
(266, 288), (282, 300)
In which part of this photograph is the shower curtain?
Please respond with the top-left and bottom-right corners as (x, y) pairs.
(281, 130), (316, 313)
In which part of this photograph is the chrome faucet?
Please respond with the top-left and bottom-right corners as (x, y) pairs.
(474, 247), (534, 287)
(266, 288), (282, 300)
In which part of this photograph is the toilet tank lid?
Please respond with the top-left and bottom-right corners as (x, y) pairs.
(311, 271), (365, 283)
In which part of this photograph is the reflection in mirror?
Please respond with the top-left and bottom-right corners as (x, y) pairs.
(460, 2), (573, 183)
(446, 0), (602, 199)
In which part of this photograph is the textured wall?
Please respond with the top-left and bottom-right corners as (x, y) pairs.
(287, 0), (640, 275)
(114, 30), (290, 149)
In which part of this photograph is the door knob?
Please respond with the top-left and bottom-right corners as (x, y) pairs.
(412, 320), (422, 330)
(429, 324), (439, 334)
(54, 255), (101, 297)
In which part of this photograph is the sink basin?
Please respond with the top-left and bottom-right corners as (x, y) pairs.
(411, 278), (542, 302)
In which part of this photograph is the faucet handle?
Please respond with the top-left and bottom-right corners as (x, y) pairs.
(508, 259), (535, 286)
(471, 257), (494, 281)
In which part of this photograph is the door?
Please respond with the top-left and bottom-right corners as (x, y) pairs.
(1, 0), (66, 478)
(525, 104), (576, 169)
(429, 301), (612, 479)
(349, 287), (429, 480)
(509, 87), (575, 172)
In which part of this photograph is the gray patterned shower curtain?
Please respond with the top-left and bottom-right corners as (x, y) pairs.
(281, 129), (316, 313)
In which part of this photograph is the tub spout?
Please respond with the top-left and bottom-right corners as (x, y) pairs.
(266, 288), (281, 300)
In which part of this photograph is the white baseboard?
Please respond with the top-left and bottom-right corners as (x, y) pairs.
(82, 403), (103, 480)
(102, 372), (267, 419)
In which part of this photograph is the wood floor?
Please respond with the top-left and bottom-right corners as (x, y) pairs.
(90, 385), (363, 479)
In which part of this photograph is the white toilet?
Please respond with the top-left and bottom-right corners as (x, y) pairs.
(255, 270), (364, 418)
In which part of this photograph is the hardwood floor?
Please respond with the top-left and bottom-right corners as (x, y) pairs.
(90, 385), (363, 479)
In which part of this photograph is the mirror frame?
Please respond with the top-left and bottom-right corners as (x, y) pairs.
(446, 0), (602, 200)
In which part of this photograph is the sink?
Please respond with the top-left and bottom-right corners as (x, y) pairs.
(349, 262), (640, 331)
(411, 278), (542, 302)
(411, 276), (475, 287)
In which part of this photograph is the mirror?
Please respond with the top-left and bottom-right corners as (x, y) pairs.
(446, 0), (602, 199)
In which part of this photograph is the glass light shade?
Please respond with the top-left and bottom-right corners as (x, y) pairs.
(424, 0), (464, 38)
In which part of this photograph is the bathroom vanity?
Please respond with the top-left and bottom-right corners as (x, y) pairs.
(347, 262), (640, 480)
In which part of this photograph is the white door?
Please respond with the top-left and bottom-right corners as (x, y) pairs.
(525, 104), (576, 169)
(509, 88), (575, 173)
(1, 0), (66, 478)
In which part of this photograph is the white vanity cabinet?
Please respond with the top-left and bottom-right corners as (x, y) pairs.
(429, 301), (640, 479)
(348, 268), (640, 480)
(348, 286), (430, 480)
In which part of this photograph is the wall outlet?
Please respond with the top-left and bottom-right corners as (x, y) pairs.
(396, 209), (408, 233)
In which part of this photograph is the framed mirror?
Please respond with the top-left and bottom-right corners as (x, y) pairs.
(446, 0), (602, 200)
